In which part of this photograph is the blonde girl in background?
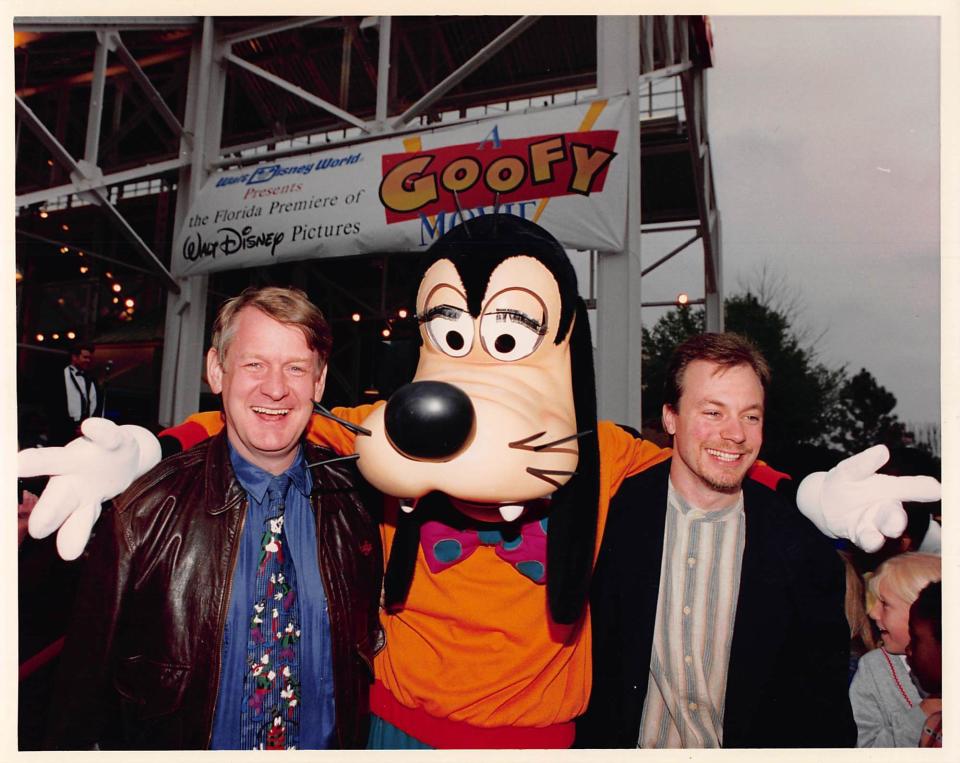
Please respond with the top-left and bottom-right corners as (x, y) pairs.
(849, 552), (941, 746)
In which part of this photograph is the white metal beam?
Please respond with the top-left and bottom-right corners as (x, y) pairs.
(339, 24), (354, 111)
(641, 16), (655, 73)
(111, 31), (188, 141)
(16, 156), (188, 209)
(390, 15), (541, 129)
(188, 21), (217, 200)
(637, 61), (693, 85)
(595, 15), (643, 428)
(705, 215), (723, 332)
(680, 68), (723, 332)
(83, 31), (110, 164)
(159, 17), (222, 427)
(665, 15), (675, 65)
(375, 16), (392, 128)
(223, 51), (370, 132)
(220, 16), (332, 46)
(15, 94), (179, 292)
(641, 233), (700, 277)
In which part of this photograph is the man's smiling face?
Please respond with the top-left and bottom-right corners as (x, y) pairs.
(663, 360), (764, 509)
(207, 306), (326, 475)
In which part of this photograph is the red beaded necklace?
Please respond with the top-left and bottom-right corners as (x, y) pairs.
(880, 647), (913, 708)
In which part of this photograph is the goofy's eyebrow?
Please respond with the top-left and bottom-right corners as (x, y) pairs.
(418, 304), (467, 322)
(488, 308), (547, 335)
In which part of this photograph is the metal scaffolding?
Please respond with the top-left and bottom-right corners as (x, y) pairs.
(14, 15), (722, 428)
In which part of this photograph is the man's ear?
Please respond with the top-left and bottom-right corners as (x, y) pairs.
(662, 403), (678, 436)
(206, 348), (224, 394)
(313, 363), (328, 402)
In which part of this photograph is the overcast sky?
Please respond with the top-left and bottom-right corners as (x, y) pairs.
(639, 15), (941, 428)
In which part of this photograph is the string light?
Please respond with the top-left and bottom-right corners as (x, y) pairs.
(52, 333), (60, 340)
(124, 298), (135, 309)
(36, 333), (44, 342)
(397, 308), (409, 319)
(351, 312), (361, 322)
(112, 297), (120, 304)
(79, 266), (89, 274)
(67, 331), (76, 340)
(677, 293), (689, 305)
(112, 283), (122, 293)
(105, 271), (113, 279)
(381, 327), (392, 338)
(60, 246), (69, 254)
(61, 224), (70, 231)
(39, 210), (48, 219)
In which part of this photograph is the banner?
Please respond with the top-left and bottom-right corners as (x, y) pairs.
(173, 96), (629, 277)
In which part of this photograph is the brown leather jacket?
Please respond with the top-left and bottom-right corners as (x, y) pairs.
(46, 432), (384, 750)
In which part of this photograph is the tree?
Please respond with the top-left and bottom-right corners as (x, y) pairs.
(831, 368), (911, 455)
(640, 288), (932, 478)
(641, 304), (704, 426)
(724, 293), (845, 465)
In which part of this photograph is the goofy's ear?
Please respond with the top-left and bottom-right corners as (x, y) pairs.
(546, 297), (600, 625)
(382, 509), (420, 611)
(382, 492), (449, 612)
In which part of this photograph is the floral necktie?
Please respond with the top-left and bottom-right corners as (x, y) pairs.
(240, 475), (302, 749)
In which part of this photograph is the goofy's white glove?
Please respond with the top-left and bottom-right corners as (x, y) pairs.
(796, 444), (941, 552)
(18, 418), (162, 560)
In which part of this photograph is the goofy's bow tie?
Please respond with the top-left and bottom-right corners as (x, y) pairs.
(420, 516), (548, 583)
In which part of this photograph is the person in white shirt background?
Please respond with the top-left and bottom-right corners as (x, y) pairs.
(56, 342), (103, 444)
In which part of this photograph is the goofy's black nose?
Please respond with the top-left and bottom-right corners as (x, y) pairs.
(384, 381), (475, 461)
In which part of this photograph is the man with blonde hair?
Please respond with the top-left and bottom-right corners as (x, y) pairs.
(46, 286), (383, 750)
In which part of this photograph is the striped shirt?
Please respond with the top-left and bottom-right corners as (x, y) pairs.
(638, 480), (746, 748)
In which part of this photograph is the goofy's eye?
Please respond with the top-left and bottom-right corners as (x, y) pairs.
(479, 309), (546, 362)
(421, 304), (474, 357)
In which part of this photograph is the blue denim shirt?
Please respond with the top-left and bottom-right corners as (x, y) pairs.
(210, 443), (336, 749)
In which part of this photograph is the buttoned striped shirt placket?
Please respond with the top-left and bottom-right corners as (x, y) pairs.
(638, 481), (746, 748)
